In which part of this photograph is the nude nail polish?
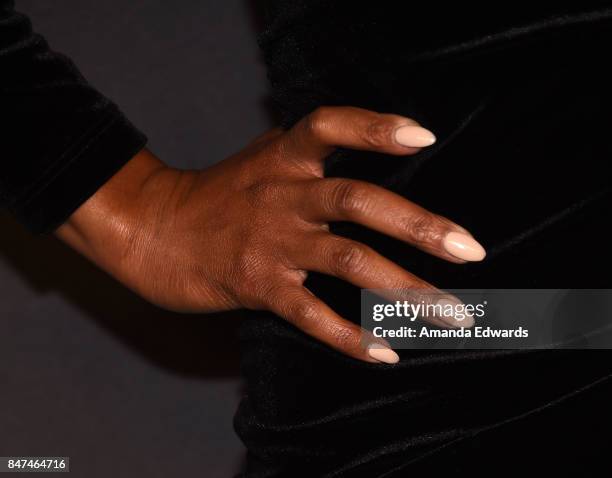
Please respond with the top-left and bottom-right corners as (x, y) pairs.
(443, 232), (486, 262)
(436, 297), (475, 328)
(394, 125), (436, 147)
(367, 344), (400, 364)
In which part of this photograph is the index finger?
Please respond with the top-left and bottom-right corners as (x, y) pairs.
(279, 106), (437, 164)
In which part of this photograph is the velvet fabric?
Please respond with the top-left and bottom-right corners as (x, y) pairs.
(0, 0), (146, 233)
(236, 2), (612, 476)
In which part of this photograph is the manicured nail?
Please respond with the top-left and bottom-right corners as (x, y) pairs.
(367, 344), (400, 364)
(394, 125), (436, 147)
(443, 232), (486, 262)
(436, 297), (475, 328)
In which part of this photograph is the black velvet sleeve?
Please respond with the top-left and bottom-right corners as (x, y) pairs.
(0, 0), (147, 233)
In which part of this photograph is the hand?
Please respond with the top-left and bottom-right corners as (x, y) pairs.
(56, 106), (485, 364)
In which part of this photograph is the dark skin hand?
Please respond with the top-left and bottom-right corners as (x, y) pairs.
(56, 107), (486, 364)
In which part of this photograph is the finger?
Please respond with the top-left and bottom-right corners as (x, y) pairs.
(288, 233), (471, 328)
(266, 284), (400, 364)
(296, 178), (486, 263)
(278, 106), (436, 163)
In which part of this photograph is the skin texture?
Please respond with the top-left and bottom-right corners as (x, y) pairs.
(56, 106), (485, 364)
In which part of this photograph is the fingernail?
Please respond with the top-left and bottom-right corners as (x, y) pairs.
(443, 232), (486, 262)
(367, 344), (400, 364)
(436, 297), (475, 328)
(394, 125), (436, 147)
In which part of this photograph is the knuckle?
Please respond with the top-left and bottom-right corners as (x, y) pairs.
(403, 213), (444, 247)
(245, 180), (282, 208)
(305, 106), (331, 138)
(331, 180), (370, 215)
(234, 250), (265, 292)
(363, 116), (395, 148)
(332, 241), (369, 276)
(288, 297), (320, 325)
(329, 324), (358, 350)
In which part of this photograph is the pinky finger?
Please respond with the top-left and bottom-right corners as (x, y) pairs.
(267, 285), (399, 364)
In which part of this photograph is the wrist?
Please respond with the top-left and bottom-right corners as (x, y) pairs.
(55, 148), (169, 277)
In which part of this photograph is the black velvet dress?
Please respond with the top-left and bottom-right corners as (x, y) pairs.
(235, 2), (612, 476)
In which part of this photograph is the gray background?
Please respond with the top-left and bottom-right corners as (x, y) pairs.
(0, 1), (271, 476)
